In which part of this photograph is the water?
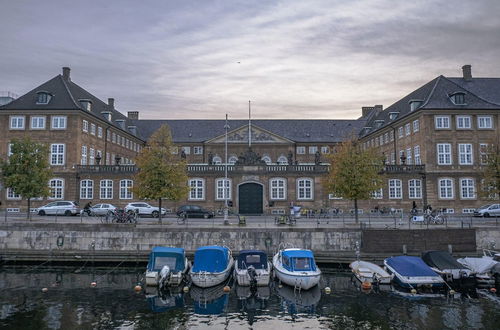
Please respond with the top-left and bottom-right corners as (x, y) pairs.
(1, 266), (500, 329)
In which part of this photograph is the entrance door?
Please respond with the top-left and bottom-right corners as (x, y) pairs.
(238, 183), (263, 215)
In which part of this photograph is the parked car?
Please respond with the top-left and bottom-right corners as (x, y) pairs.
(37, 201), (80, 216)
(474, 204), (500, 217)
(176, 205), (214, 219)
(84, 203), (118, 216)
(124, 202), (166, 217)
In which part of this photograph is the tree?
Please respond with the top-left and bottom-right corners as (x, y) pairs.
(0, 137), (52, 220)
(480, 143), (500, 200)
(133, 125), (189, 223)
(323, 138), (384, 223)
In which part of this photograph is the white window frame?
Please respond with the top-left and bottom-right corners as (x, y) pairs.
(406, 147), (412, 165)
(297, 178), (313, 200)
(408, 179), (422, 199)
(36, 92), (51, 104)
(479, 143), (488, 165)
(308, 146), (318, 154)
(89, 148), (95, 165)
(228, 156), (238, 165)
(270, 178), (287, 200)
(193, 146), (203, 155)
(371, 188), (383, 199)
(215, 178), (231, 200)
(181, 146), (191, 155)
(82, 120), (89, 132)
(477, 116), (493, 129)
(277, 155), (288, 165)
(296, 146), (305, 154)
(31, 116), (46, 129)
(262, 156), (272, 164)
(388, 179), (402, 199)
(437, 143), (452, 165)
(321, 146), (330, 154)
(435, 116), (451, 129)
(81, 145), (87, 165)
(414, 145), (421, 165)
(97, 126), (103, 138)
(9, 116), (25, 130)
(50, 144), (65, 165)
(212, 156), (222, 165)
(438, 178), (454, 199)
(100, 180), (113, 199)
(120, 179), (133, 199)
(80, 180), (93, 199)
(398, 127), (403, 138)
(6, 188), (21, 200)
(460, 178), (475, 199)
(456, 116), (471, 129)
(458, 143), (473, 165)
(7, 143), (13, 157)
(413, 119), (419, 133)
(49, 178), (64, 200)
(188, 178), (205, 200)
(90, 123), (96, 135)
(51, 116), (67, 129)
(405, 123), (411, 136)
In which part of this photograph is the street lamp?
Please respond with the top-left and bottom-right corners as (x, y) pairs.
(224, 114), (230, 225)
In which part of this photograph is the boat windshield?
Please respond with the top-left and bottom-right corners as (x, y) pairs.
(293, 257), (313, 271)
(154, 256), (178, 271)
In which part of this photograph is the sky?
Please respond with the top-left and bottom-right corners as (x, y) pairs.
(1, 0), (500, 120)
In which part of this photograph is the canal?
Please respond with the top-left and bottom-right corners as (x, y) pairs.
(1, 266), (499, 329)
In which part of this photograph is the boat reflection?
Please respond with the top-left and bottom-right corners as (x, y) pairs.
(190, 282), (229, 315)
(146, 288), (185, 313)
(275, 282), (321, 314)
(236, 284), (271, 325)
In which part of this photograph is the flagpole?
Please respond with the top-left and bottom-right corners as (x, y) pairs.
(224, 114), (229, 225)
(248, 100), (251, 148)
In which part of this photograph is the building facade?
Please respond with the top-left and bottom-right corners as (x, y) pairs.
(0, 66), (498, 215)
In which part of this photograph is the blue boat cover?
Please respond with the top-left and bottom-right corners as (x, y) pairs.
(237, 250), (268, 270)
(147, 246), (185, 272)
(281, 249), (317, 271)
(192, 246), (230, 273)
(386, 256), (439, 277)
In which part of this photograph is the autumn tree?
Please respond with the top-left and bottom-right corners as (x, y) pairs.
(0, 137), (52, 220)
(133, 125), (189, 223)
(480, 143), (500, 200)
(323, 138), (384, 223)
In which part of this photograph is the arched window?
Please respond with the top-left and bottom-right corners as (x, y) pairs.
(80, 180), (93, 199)
(49, 179), (64, 200)
(270, 178), (286, 200)
(215, 178), (231, 200)
(120, 180), (133, 199)
(277, 155), (288, 165)
(228, 156), (238, 165)
(189, 178), (205, 200)
(212, 156), (222, 165)
(297, 178), (313, 200)
(262, 155), (272, 164)
(449, 92), (465, 105)
(100, 180), (113, 199)
(36, 91), (52, 104)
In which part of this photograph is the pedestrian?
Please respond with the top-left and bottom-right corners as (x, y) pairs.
(411, 201), (417, 215)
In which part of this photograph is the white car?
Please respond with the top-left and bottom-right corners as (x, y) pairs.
(83, 203), (118, 216)
(124, 202), (166, 218)
(474, 204), (500, 217)
(37, 201), (80, 216)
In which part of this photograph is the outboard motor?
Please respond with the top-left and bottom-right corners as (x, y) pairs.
(159, 265), (171, 290)
(492, 264), (500, 290)
(248, 265), (258, 290)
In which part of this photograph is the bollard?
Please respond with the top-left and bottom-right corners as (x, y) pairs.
(403, 244), (407, 255)
(4, 209), (7, 223)
(448, 244), (453, 254)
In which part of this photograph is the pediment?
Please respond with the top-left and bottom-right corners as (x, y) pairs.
(207, 124), (292, 144)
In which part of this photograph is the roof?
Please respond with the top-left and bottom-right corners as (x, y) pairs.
(282, 249), (315, 259)
(151, 246), (184, 254)
(192, 246), (230, 272)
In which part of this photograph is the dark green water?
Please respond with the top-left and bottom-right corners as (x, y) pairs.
(1, 266), (499, 329)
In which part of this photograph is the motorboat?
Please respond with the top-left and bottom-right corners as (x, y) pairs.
(145, 247), (190, 287)
(457, 256), (497, 287)
(421, 251), (476, 290)
(234, 250), (272, 287)
(349, 260), (392, 284)
(190, 245), (234, 288)
(272, 248), (321, 290)
(384, 256), (445, 289)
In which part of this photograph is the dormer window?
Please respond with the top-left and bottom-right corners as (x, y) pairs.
(36, 91), (51, 104)
(79, 100), (92, 111)
(409, 100), (422, 112)
(374, 120), (384, 128)
(389, 112), (399, 120)
(101, 111), (112, 122)
(450, 92), (466, 105)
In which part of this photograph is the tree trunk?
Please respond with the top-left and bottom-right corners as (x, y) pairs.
(27, 197), (31, 221)
(354, 198), (359, 224)
(158, 198), (162, 224)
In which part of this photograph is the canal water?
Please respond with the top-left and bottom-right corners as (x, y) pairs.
(1, 266), (499, 329)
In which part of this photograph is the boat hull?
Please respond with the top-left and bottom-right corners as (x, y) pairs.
(190, 258), (234, 288)
(384, 261), (444, 288)
(349, 261), (392, 284)
(272, 254), (320, 290)
(234, 262), (272, 286)
(145, 259), (190, 286)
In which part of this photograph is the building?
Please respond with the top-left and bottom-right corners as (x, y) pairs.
(0, 66), (498, 215)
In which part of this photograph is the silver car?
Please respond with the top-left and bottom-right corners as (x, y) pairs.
(474, 204), (500, 217)
(37, 201), (80, 216)
(86, 203), (117, 216)
(124, 202), (166, 217)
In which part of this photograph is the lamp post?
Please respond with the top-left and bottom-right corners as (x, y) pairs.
(224, 114), (230, 225)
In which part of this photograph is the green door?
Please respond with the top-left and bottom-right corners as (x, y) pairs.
(238, 183), (263, 215)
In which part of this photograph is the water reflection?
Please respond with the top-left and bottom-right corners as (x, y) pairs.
(190, 283), (229, 315)
(275, 284), (321, 314)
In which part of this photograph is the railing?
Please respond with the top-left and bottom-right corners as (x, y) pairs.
(382, 164), (425, 174)
(75, 165), (138, 173)
(187, 164), (329, 174)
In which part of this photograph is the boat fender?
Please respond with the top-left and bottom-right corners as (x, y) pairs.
(324, 287), (331, 294)
(90, 282), (97, 287)
(448, 290), (456, 295)
(134, 285), (142, 292)
(410, 289), (417, 294)
(56, 235), (64, 247)
(490, 287), (497, 293)
(361, 281), (372, 290)
(223, 286), (231, 293)
(42, 287), (48, 293)
(183, 286), (189, 293)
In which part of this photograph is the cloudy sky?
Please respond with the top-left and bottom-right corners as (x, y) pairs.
(1, 0), (500, 119)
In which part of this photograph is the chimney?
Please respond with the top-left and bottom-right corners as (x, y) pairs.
(108, 98), (115, 109)
(361, 106), (374, 117)
(374, 104), (383, 113)
(127, 111), (139, 120)
(62, 67), (71, 81)
(462, 65), (472, 81)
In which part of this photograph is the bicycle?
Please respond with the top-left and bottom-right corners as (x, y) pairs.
(177, 211), (187, 224)
(424, 209), (445, 225)
(111, 209), (137, 224)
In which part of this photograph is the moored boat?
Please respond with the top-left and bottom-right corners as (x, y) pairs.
(349, 260), (392, 284)
(457, 256), (497, 288)
(272, 248), (321, 290)
(145, 247), (190, 287)
(190, 245), (234, 288)
(384, 256), (445, 289)
(421, 251), (476, 291)
(234, 250), (272, 287)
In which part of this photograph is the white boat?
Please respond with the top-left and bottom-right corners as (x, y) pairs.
(145, 247), (190, 287)
(272, 248), (321, 290)
(457, 256), (497, 287)
(234, 250), (272, 287)
(349, 260), (392, 284)
(190, 246), (234, 288)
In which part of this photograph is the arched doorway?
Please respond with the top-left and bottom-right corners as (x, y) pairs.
(238, 182), (263, 215)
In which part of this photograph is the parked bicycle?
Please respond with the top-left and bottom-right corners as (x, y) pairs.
(177, 211), (187, 224)
(424, 209), (446, 225)
(110, 209), (137, 224)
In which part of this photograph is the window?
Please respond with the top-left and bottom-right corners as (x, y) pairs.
(277, 155), (288, 165)
(409, 100), (422, 111)
(79, 100), (91, 111)
(384, 133), (389, 144)
(435, 116), (450, 129)
(328, 193), (342, 200)
(90, 123), (96, 135)
(51, 116), (67, 129)
(414, 146), (421, 165)
(228, 156), (238, 165)
(50, 144), (65, 165)
(458, 143), (473, 165)
(120, 180), (133, 199)
(450, 93), (465, 105)
(112, 132), (116, 143)
(389, 112), (399, 120)
(399, 150), (405, 165)
(309, 146), (318, 154)
(479, 143), (489, 165)
(390, 152), (395, 165)
(189, 179), (204, 200)
(106, 152), (110, 165)
(7, 143), (13, 157)
(408, 179), (422, 199)
(390, 131), (394, 141)
(478, 116), (493, 129)
(371, 188), (383, 199)
(456, 116), (471, 129)
(6, 188), (21, 200)
(97, 126), (103, 138)
(270, 178), (286, 200)
(413, 120), (419, 133)
(80, 180), (93, 199)
(193, 146), (203, 155)
(262, 156), (272, 164)
(81, 145), (87, 165)
(49, 179), (64, 199)
(31, 116), (46, 129)
(215, 178), (231, 200)
(212, 156), (222, 165)
(398, 127), (403, 138)
(297, 178), (313, 200)
(100, 180), (113, 199)
(388, 179), (402, 199)
(460, 178), (475, 199)
(405, 123), (411, 136)
(89, 148), (95, 165)
(10, 116), (25, 129)
(321, 146), (330, 154)
(437, 143), (452, 165)
(406, 148), (412, 165)
(296, 146), (305, 154)
(439, 179), (454, 199)
(36, 92), (51, 104)
(181, 146), (191, 155)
